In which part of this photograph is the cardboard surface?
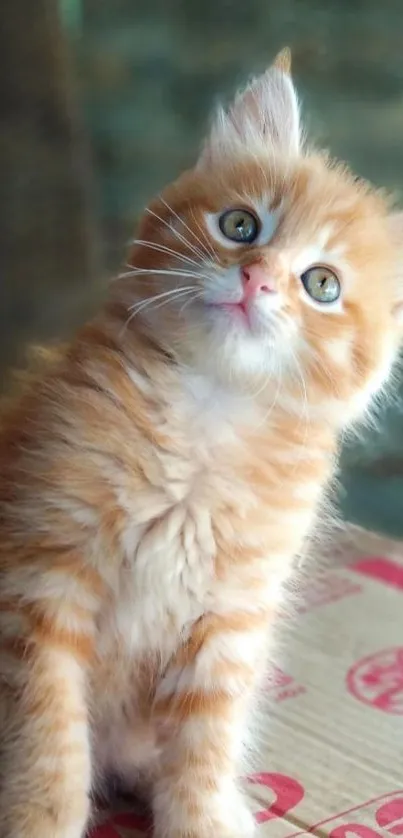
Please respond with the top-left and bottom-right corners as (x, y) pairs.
(89, 550), (403, 837)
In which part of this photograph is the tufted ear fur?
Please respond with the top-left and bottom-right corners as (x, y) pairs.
(199, 48), (302, 167)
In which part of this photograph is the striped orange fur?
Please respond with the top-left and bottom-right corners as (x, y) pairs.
(1, 48), (403, 838)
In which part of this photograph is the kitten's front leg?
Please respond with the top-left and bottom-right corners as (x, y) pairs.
(0, 637), (92, 838)
(152, 609), (268, 838)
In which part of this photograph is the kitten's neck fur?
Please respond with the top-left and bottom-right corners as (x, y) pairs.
(90, 301), (339, 454)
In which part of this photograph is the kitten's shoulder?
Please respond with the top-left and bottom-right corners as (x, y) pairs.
(0, 343), (67, 423)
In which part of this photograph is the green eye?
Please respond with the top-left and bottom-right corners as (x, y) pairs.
(301, 265), (340, 304)
(218, 209), (260, 244)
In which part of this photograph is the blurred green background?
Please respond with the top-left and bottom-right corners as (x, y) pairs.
(2, 0), (403, 536)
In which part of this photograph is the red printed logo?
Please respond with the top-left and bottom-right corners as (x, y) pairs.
(88, 808), (150, 837)
(89, 773), (306, 836)
(285, 791), (403, 837)
(266, 665), (306, 703)
(89, 781), (403, 837)
(351, 556), (403, 593)
(289, 572), (362, 614)
(248, 772), (305, 824)
(347, 647), (403, 715)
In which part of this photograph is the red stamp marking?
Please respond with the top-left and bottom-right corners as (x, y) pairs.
(89, 773), (306, 835)
(375, 797), (403, 833)
(285, 790), (403, 837)
(88, 780), (403, 837)
(351, 556), (403, 593)
(266, 665), (306, 703)
(88, 808), (150, 837)
(248, 772), (304, 824)
(294, 572), (362, 614)
(347, 647), (403, 715)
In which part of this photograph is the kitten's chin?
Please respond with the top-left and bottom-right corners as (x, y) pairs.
(180, 307), (283, 388)
(203, 299), (271, 338)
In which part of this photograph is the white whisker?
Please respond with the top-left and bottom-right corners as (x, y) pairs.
(248, 374), (271, 402)
(121, 288), (194, 335)
(253, 357), (284, 431)
(128, 286), (196, 316)
(119, 286), (197, 337)
(178, 290), (203, 316)
(147, 288), (197, 315)
(159, 197), (213, 262)
(121, 267), (212, 283)
(190, 208), (218, 263)
(146, 207), (205, 262)
(288, 346), (310, 466)
(130, 239), (201, 269)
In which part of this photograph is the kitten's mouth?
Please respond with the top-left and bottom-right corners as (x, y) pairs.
(208, 301), (252, 329)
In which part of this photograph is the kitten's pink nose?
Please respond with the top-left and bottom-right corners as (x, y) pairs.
(241, 262), (276, 300)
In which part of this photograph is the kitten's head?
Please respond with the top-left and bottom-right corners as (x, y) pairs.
(124, 48), (403, 426)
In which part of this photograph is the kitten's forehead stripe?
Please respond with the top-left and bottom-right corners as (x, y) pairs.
(252, 199), (280, 246)
(292, 241), (347, 275)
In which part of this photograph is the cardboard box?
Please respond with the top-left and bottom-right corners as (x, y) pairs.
(89, 535), (403, 837)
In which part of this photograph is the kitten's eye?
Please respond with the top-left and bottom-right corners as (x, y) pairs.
(219, 209), (260, 244)
(300, 265), (340, 304)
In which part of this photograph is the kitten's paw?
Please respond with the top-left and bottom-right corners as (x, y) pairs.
(153, 789), (255, 838)
(0, 799), (89, 838)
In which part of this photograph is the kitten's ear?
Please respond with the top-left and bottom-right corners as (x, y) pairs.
(199, 47), (301, 168)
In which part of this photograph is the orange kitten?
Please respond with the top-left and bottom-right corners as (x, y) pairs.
(0, 48), (402, 838)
